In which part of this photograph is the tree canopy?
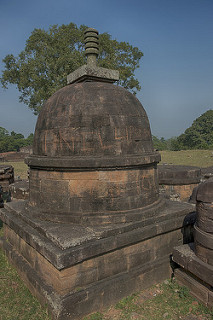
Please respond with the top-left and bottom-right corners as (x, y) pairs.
(0, 128), (33, 153)
(152, 110), (213, 151)
(177, 110), (213, 149)
(0, 23), (143, 115)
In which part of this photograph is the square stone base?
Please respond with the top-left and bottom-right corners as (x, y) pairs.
(0, 200), (195, 319)
(173, 244), (213, 308)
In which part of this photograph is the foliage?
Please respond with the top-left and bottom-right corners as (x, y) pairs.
(152, 136), (180, 151)
(152, 136), (168, 151)
(0, 244), (50, 319)
(1, 23), (143, 115)
(0, 127), (9, 138)
(0, 126), (33, 153)
(177, 110), (213, 150)
(153, 110), (213, 151)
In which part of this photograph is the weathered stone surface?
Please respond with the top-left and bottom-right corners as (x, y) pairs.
(175, 268), (212, 307)
(10, 180), (29, 200)
(196, 177), (213, 203)
(195, 242), (213, 266)
(173, 175), (213, 309)
(0, 236), (171, 320)
(25, 81), (162, 225)
(67, 64), (119, 84)
(0, 199), (195, 320)
(158, 165), (201, 202)
(173, 244), (213, 287)
(0, 165), (14, 204)
(0, 165), (14, 192)
(28, 82), (158, 163)
(201, 166), (213, 181)
(194, 224), (213, 250)
(159, 183), (199, 202)
(28, 166), (161, 223)
(193, 178), (213, 265)
(158, 165), (201, 185)
(3, 223), (184, 296)
(0, 200), (195, 268)
(0, 151), (27, 162)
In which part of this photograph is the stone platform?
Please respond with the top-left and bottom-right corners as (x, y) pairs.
(158, 165), (201, 202)
(173, 244), (213, 308)
(0, 165), (14, 192)
(0, 199), (195, 320)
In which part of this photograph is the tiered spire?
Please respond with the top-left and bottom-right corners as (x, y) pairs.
(67, 27), (119, 84)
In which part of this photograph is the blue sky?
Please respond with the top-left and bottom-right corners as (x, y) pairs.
(0, 0), (213, 138)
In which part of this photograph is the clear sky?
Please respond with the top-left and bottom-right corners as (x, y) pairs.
(0, 0), (213, 138)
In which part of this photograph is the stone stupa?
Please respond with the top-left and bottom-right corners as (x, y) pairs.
(0, 28), (195, 320)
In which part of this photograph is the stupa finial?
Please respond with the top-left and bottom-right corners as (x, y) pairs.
(67, 27), (119, 84)
(84, 28), (99, 66)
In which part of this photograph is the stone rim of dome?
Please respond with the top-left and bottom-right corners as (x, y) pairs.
(25, 151), (161, 169)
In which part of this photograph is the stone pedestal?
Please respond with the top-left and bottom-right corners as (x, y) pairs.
(173, 244), (213, 308)
(173, 178), (213, 308)
(0, 165), (14, 205)
(9, 180), (29, 200)
(158, 165), (201, 202)
(0, 199), (195, 320)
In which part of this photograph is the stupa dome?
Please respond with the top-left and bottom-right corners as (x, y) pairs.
(30, 81), (159, 169)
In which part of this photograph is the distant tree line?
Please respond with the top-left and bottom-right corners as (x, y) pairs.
(153, 110), (213, 151)
(0, 127), (33, 153)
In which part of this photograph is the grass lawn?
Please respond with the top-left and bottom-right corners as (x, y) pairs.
(160, 149), (213, 167)
(84, 281), (212, 320)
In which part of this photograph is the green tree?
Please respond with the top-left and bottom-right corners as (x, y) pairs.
(0, 128), (33, 153)
(11, 131), (24, 139)
(1, 23), (143, 115)
(0, 127), (9, 139)
(152, 135), (168, 150)
(167, 137), (181, 151)
(26, 133), (34, 145)
(177, 110), (213, 149)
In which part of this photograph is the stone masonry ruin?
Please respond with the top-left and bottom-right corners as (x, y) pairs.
(0, 165), (14, 206)
(0, 28), (204, 319)
(173, 177), (213, 307)
(158, 165), (201, 202)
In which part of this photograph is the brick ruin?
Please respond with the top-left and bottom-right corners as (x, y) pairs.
(173, 177), (213, 307)
(158, 165), (201, 202)
(0, 28), (211, 319)
(9, 180), (29, 200)
(0, 165), (14, 206)
(0, 164), (28, 204)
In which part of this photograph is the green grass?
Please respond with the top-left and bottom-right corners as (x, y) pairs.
(0, 161), (28, 180)
(84, 281), (213, 320)
(160, 149), (213, 167)
(0, 232), (51, 320)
